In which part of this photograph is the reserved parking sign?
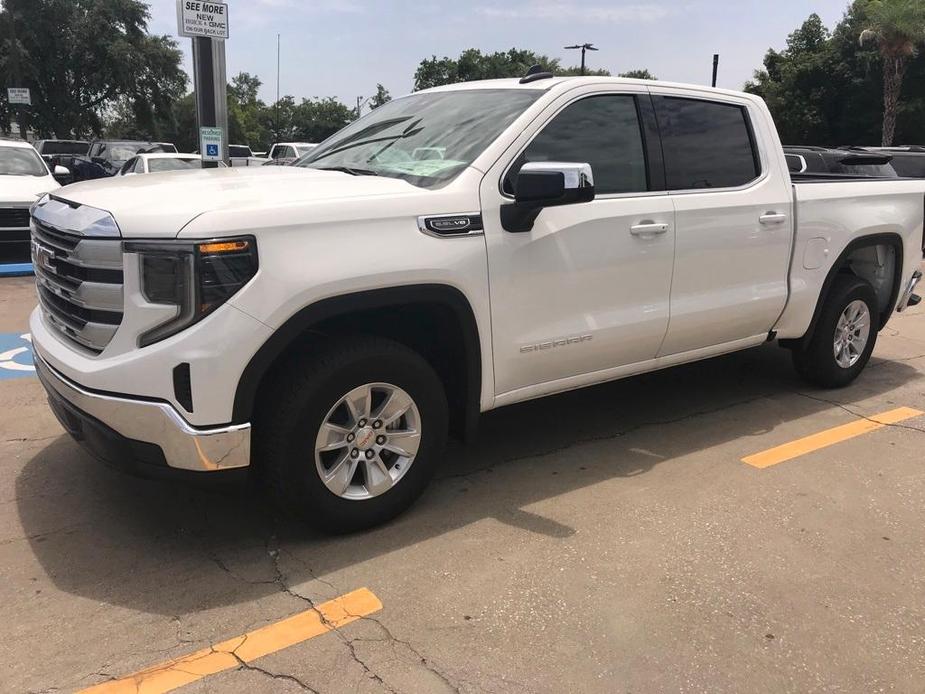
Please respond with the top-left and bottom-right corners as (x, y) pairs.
(200, 127), (224, 161)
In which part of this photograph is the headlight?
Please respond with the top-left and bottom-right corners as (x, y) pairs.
(124, 237), (258, 347)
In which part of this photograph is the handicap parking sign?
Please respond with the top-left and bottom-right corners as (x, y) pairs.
(0, 333), (34, 380)
(200, 127), (224, 162)
(206, 144), (219, 157)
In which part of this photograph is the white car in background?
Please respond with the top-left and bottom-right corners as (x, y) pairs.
(0, 139), (66, 263)
(116, 153), (226, 176)
(265, 142), (317, 166)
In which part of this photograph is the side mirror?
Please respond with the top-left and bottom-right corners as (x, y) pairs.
(501, 162), (595, 232)
(53, 165), (73, 186)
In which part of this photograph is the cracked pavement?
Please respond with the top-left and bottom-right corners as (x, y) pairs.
(3, 275), (925, 693)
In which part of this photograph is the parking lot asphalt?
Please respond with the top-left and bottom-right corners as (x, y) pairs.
(3, 273), (925, 693)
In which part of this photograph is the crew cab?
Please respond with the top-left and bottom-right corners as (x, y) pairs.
(29, 75), (925, 531)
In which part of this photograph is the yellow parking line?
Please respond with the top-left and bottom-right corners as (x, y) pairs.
(80, 588), (382, 694)
(742, 406), (923, 469)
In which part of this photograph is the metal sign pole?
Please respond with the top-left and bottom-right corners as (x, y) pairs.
(179, 1), (229, 167)
(192, 36), (218, 168)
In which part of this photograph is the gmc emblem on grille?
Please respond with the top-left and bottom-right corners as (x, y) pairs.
(32, 242), (56, 272)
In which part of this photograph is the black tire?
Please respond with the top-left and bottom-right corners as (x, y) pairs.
(792, 274), (879, 388)
(255, 336), (448, 532)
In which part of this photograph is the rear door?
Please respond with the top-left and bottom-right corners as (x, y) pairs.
(651, 92), (793, 355)
(481, 86), (676, 396)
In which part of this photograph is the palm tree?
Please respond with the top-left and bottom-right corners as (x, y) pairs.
(859, 0), (925, 145)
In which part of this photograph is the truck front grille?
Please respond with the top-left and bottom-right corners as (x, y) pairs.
(0, 207), (31, 229)
(31, 219), (124, 354)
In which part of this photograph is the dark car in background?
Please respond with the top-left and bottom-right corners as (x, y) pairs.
(784, 146), (899, 178)
(32, 139), (89, 166)
(861, 146), (925, 178)
(70, 140), (178, 182)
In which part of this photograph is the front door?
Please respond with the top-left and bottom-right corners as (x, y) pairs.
(481, 89), (676, 396)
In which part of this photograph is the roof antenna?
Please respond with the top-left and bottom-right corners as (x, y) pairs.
(520, 64), (554, 84)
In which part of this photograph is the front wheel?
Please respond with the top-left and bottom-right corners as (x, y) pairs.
(256, 337), (448, 532)
(792, 274), (879, 388)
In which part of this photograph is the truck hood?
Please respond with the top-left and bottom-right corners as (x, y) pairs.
(0, 174), (59, 204)
(53, 167), (423, 238)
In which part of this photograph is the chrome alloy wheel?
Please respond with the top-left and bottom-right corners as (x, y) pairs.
(314, 382), (422, 500)
(833, 299), (871, 369)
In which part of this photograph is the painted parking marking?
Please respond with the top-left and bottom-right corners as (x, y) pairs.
(742, 406), (923, 469)
(0, 333), (34, 379)
(79, 587), (382, 694)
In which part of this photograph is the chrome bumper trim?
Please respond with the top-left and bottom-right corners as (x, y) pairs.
(897, 270), (922, 312)
(34, 351), (251, 471)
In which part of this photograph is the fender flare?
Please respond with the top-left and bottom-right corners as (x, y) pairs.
(232, 284), (483, 434)
(792, 232), (904, 346)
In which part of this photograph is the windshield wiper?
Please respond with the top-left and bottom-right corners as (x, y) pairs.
(315, 166), (379, 176)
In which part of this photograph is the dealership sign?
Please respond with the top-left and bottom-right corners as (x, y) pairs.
(7, 88), (30, 105)
(176, 1), (229, 40)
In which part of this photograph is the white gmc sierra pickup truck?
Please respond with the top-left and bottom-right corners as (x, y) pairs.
(29, 74), (925, 530)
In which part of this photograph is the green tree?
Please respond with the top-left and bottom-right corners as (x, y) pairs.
(0, 0), (187, 138)
(412, 48), (608, 90)
(293, 98), (354, 142)
(618, 69), (657, 80)
(227, 72), (270, 149)
(858, 0), (925, 144)
(370, 84), (391, 109)
(747, 4), (925, 146)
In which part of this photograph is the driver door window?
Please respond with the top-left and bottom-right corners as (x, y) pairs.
(503, 95), (648, 196)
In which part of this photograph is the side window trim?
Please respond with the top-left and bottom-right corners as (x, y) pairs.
(637, 94), (667, 192)
(499, 92), (654, 199)
(650, 94), (765, 194)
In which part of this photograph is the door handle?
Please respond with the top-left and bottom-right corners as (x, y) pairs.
(759, 212), (787, 225)
(630, 222), (669, 236)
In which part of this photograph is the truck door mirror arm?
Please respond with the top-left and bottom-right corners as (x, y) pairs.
(501, 161), (595, 233)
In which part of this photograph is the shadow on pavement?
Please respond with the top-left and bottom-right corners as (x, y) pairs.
(15, 343), (921, 615)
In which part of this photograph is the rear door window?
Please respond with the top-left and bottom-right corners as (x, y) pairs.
(504, 94), (648, 196)
(654, 97), (760, 190)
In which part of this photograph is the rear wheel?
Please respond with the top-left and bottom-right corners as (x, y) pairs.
(792, 274), (879, 388)
(256, 337), (448, 532)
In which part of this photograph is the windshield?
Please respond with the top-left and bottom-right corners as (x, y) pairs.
(298, 88), (542, 187)
(148, 158), (200, 173)
(296, 145), (317, 156)
(0, 146), (47, 176)
(103, 143), (175, 162)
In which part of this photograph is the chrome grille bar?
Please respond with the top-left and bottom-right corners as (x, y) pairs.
(31, 213), (124, 354)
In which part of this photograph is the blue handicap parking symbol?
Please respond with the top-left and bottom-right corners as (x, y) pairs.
(0, 333), (35, 380)
(206, 144), (219, 157)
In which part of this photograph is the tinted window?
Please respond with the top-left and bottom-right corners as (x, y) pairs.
(656, 97), (759, 190)
(229, 145), (251, 158)
(504, 95), (647, 195)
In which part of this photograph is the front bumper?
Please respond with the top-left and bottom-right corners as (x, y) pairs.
(35, 349), (251, 472)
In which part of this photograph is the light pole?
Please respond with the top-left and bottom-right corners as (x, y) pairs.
(564, 43), (598, 75)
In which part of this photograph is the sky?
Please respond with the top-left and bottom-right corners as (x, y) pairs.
(147, 1), (852, 108)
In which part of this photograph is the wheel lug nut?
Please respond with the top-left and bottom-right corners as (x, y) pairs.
(358, 419), (367, 427)
(376, 435), (386, 445)
(372, 420), (382, 429)
(346, 433), (355, 442)
(365, 450), (374, 459)
(351, 449), (359, 458)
